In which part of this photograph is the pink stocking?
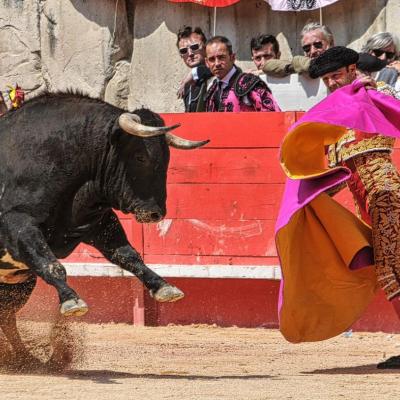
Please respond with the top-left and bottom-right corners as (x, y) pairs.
(376, 296), (400, 368)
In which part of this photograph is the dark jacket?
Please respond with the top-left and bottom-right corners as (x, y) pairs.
(183, 64), (213, 112)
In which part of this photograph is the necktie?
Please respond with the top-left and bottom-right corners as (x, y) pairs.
(214, 81), (224, 111)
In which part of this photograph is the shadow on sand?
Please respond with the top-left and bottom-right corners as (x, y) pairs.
(66, 370), (276, 384)
(303, 364), (400, 375)
(0, 367), (275, 384)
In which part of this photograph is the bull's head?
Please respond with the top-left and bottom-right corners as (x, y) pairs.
(114, 110), (208, 223)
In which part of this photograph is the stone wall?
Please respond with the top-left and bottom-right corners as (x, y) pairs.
(0, 0), (396, 112)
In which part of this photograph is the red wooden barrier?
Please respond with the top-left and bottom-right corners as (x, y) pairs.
(142, 112), (293, 266)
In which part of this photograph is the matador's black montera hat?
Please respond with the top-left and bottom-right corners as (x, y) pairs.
(309, 46), (359, 79)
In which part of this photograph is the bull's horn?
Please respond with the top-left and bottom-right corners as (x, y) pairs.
(166, 132), (210, 150)
(119, 113), (180, 137)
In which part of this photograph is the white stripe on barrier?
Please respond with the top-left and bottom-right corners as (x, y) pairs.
(63, 263), (282, 280)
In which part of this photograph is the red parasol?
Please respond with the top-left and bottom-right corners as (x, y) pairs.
(168, 0), (240, 7)
(168, 0), (241, 34)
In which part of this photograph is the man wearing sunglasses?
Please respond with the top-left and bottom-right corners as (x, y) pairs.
(204, 36), (280, 112)
(362, 32), (398, 63)
(176, 26), (212, 112)
(262, 22), (334, 78)
(301, 22), (333, 59)
(361, 32), (400, 92)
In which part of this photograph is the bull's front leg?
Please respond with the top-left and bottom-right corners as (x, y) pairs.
(1, 213), (88, 316)
(86, 210), (184, 302)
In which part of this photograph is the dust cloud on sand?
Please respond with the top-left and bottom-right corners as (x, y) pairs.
(0, 317), (85, 373)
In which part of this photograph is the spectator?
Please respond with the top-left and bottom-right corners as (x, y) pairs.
(176, 26), (212, 112)
(204, 35), (280, 112)
(301, 22), (334, 59)
(8, 84), (25, 110)
(361, 32), (400, 89)
(262, 22), (334, 78)
(0, 84), (24, 116)
(356, 52), (400, 99)
(0, 92), (7, 116)
(361, 32), (398, 62)
(249, 34), (281, 74)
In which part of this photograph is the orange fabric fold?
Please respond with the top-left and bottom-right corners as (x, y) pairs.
(276, 193), (377, 343)
(280, 122), (347, 179)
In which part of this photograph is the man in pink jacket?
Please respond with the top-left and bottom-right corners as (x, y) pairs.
(204, 36), (281, 112)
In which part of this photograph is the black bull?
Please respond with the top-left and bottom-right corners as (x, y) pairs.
(0, 93), (208, 358)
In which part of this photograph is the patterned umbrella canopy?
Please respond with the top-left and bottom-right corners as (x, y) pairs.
(168, 0), (240, 7)
(264, 0), (339, 11)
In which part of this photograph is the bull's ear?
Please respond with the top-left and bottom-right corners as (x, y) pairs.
(109, 120), (124, 145)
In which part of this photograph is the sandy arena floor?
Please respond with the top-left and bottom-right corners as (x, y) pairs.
(1, 322), (400, 400)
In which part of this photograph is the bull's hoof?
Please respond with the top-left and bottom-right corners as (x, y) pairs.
(150, 285), (184, 303)
(377, 355), (400, 369)
(60, 298), (88, 317)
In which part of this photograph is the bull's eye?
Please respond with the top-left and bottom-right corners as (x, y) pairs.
(135, 154), (146, 163)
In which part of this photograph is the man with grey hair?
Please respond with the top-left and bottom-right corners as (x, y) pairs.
(301, 22), (334, 59)
(361, 32), (400, 89)
(361, 32), (398, 62)
(261, 22), (334, 77)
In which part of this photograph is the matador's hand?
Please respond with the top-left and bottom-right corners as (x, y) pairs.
(388, 60), (400, 73)
(357, 75), (377, 90)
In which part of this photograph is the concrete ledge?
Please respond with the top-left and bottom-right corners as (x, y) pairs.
(64, 263), (282, 280)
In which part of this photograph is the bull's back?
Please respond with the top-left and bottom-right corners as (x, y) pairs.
(0, 96), (115, 212)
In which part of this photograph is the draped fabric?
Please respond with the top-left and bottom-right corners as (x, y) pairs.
(168, 0), (240, 7)
(276, 79), (400, 343)
(264, 0), (339, 11)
